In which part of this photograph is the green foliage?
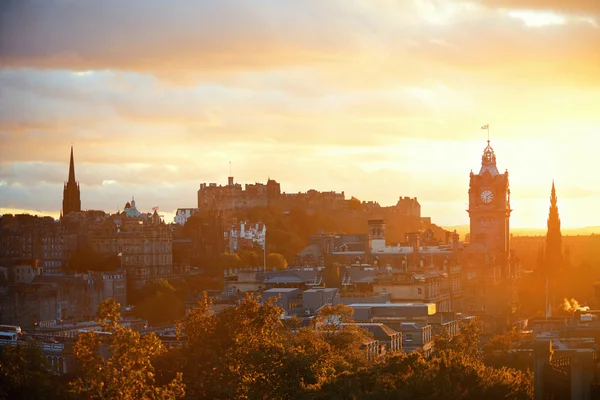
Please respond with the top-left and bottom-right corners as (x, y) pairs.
(68, 245), (120, 272)
(0, 341), (71, 400)
(483, 328), (526, 369)
(3, 296), (531, 400)
(319, 350), (533, 400)
(238, 248), (262, 268)
(175, 294), (372, 399)
(131, 280), (186, 326)
(217, 252), (243, 271)
(70, 299), (185, 400)
(434, 319), (483, 360)
(267, 252), (288, 270)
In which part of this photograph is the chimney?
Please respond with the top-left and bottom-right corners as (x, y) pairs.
(228, 176), (234, 186)
(407, 232), (420, 254)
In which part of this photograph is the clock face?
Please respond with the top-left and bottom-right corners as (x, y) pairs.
(480, 189), (494, 203)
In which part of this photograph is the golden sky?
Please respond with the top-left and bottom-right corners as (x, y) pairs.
(1, 0), (599, 229)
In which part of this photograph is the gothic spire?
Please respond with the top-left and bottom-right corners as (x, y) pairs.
(545, 180), (563, 274)
(62, 146), (81, 217)
(68, 146), (76, 183)
(547, 180), (560, 231)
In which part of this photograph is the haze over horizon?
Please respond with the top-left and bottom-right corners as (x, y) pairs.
(1, 0), (600, 229)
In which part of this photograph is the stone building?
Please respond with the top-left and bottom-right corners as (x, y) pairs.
(0, 214), (63, 274)
(464, 140), (520, 334)
(89, 208), (172, 290)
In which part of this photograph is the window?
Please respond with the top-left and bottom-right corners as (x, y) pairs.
(468, 304), (475, 312)
(381, 287), (387, 295)
(481, 305), (486, 312)
(417, 288), (422, 295)
(405, 333), (413, 342)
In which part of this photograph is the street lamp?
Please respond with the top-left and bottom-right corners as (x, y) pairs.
(33, 321), (38, 339)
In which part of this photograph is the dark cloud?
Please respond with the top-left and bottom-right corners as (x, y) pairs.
(0, 0), (375, 74)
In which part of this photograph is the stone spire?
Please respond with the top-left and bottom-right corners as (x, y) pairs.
(62, 146), (81, 218)
(68, 146), (76, 183)
(544, 180), (563, 275)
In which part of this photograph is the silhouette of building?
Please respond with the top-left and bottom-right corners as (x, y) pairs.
(197, 176), (282, 212)
(540, 181), (567, 318)
(464, 140), (519, 333)
(62, 147), (81, 218)
(467, 141), (511, 253)
(0, 214), (63, 274)
(545, 181), (564, 276)
(89, 206), (172, 290)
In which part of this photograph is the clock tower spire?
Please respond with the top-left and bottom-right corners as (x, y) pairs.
(467, 140), (511, 254)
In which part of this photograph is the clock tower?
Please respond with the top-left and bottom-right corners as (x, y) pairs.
(467, 140), (511, 254)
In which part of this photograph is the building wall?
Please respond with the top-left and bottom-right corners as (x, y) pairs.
(0, 214), (63, 273)
(90, 216), (172, 289)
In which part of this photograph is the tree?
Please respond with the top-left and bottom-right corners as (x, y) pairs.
(319, 349), (533, 400)
(483, 328), (526, 370)
(174, 294), (373, 399)
(267, 252), (288, 270)
(348, 196), (362, 211)
(0, 341), (71, 400)
(132, 279), (186, 326)
(69, 245), (120, 272)
(216, 252), (243, 272)
(313, 304), (371, 371)
(70, 298), (185, 400)
(238, 248), (261, 268)
(434, 319), (483, 360)
(176, 293), (287, 399)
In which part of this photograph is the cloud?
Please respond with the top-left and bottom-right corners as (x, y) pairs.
(1, 0), (599, 88)
(480, 0), (600, 14)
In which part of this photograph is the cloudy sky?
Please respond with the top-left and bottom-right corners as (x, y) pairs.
(1, 0), (599, 228)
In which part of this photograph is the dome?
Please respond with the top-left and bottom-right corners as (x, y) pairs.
(124, 202), (131, 209)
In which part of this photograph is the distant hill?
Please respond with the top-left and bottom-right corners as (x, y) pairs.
(441, 225), (600, 240)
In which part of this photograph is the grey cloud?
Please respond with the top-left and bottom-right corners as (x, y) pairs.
(0, 0), (379, 73)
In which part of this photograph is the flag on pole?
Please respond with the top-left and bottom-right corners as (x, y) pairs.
(481, 124), (489, 130)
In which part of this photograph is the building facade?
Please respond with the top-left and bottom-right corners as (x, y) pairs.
(89, 210), (172, 290)
(0, 214), (63, 274)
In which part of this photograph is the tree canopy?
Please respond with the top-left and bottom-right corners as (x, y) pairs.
(70, 298), (185, 400)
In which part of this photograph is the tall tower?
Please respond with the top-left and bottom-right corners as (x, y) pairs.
(544, 181), (564, 276)
(467, 141), (511, 254)
(62, 146), (81, 217)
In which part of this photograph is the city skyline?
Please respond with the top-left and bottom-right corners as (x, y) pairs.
(2, 0), (600, 229)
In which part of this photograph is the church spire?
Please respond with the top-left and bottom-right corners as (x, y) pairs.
(62, 146), (81, 218)
(68, 146), (76, 183)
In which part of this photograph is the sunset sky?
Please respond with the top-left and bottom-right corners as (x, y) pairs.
(1, 0), (599, 229)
